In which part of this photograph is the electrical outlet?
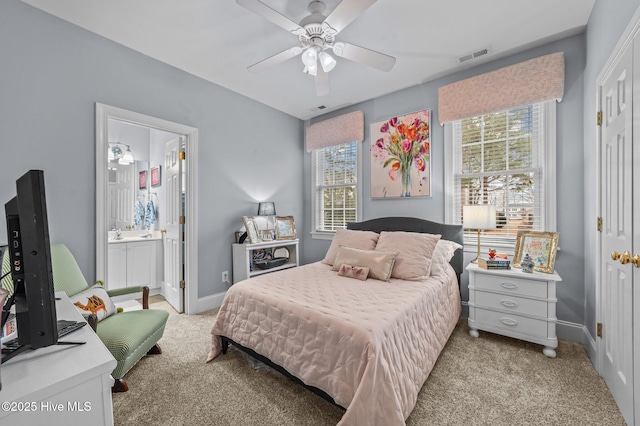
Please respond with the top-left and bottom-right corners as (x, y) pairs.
(222, 271), (229, 283)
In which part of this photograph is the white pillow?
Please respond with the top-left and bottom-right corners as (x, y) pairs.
(322, 229), (380, 266)
(430, 240), (463, 277)
(375, 231), (441, 281)
(70, 284), (117, 322)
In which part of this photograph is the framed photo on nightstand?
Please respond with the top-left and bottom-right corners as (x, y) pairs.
(512, 230), (559, 273)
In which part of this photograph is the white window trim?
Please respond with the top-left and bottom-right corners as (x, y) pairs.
(444, 101), (557, 254)
(310, 141), (363, 240)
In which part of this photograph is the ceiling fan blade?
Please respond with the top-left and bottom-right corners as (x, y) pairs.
(315, 67), (330, 96)
(236, 0), (306, 36)
(323, 0), (377, 34)
(332, 42), (396, 72)
(248, 47), (302, 73)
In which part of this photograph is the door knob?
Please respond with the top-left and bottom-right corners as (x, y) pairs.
(611, 251), (622, 261)
(160, 229), (167, 234)
(620, 251), (632, 265)
(631, 254), (640, 268)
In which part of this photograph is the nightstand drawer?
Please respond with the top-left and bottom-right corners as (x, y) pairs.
(474, 309), (549, 337)
(475, 291), (548, 317)
(474, 274), (548, 298)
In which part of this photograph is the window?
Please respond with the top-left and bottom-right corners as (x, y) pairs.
(445, 101), (556, 248)
(312, 141), (361, 236)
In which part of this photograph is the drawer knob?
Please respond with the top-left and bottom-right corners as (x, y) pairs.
(501, 282), (518, 290)
(501, 300), (518, 308)
(501, 317), (518, 326)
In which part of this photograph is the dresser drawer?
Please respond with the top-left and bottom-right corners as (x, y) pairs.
(474, 291), (548, 317)
(474, 273), (548, 298)
(474, 309), (549, 337)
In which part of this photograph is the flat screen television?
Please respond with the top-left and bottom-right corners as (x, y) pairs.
(1, 170), (58, 359)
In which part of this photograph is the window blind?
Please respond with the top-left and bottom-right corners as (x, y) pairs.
(314, 142), (357, 231)
(453, 104), (545, 242)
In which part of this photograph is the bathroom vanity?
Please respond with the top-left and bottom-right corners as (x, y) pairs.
(107, 231), (163, 290)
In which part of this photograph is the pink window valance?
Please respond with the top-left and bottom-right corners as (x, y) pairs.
(305, 110), (364, 152)
(438, 52), (564, 124)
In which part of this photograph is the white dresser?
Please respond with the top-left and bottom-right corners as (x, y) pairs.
(467, 263), (562, 358)
(0, 292), (117, 425)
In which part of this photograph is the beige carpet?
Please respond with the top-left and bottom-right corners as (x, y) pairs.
(113, 308), (625, 425)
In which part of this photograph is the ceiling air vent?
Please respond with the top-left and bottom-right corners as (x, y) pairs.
(459, 47), (490, 63)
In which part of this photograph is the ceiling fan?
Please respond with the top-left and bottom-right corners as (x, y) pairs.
(237, 0), (396, 96)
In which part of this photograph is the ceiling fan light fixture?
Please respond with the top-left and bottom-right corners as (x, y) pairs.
(301, 47), (318, 68)
(318, 51), (336, 72)
(304, 63), (318, 76)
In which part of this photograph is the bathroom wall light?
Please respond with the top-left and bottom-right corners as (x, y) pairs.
(108, 142), (135, 165)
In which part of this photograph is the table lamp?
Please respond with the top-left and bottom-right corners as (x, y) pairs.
(463, 204), (497, 264)
(257, 202), (276, 216)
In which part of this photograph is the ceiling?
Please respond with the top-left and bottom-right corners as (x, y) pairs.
(22, 0), (595, 120)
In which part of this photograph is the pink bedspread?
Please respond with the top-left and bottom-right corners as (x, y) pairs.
(208, 262), (460, 425)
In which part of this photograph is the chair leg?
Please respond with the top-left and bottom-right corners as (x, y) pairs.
(112, 378), (129, 393)
(147, 343), (162, 355)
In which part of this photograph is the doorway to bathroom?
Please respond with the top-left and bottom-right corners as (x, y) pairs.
(96, 103), (199, 314)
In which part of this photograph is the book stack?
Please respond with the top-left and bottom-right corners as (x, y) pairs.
(478, 258), (511, 269)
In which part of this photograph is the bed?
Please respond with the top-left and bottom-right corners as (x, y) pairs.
(208, 217), (463, 426)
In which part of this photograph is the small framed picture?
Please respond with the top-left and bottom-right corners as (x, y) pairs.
(151, 166), (162, 187)
(275, 216), (296, 240)
(139, 170), (147, 189)
(513, 231), (559, 273)
(242, 216), (261, 244)
(260, 229), (274, 241)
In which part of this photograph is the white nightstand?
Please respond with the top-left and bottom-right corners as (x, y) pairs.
(232, 239), (299, 283)
(467, 263), (562, 358)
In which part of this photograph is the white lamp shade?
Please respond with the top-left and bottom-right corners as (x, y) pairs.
(318, 51), (336, 72)
(304, 63), (318, 76)
(463, 205), (497, 229)
(119, 147), (134, 165)
(301, 48), (318, 67)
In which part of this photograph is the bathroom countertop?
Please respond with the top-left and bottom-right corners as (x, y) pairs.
(108, 230), (162, 244)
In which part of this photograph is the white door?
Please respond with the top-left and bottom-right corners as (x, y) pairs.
(111, 163), (134, 230)
(599, 40), (634, 425)
(633, 31), (640, 426)
(163, 137), (184, 313)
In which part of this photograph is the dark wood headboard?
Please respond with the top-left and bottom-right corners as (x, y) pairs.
(346, 217), (464, 285)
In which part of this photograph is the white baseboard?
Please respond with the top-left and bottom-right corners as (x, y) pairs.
(556, 319), (584, 342)
(195, 291), (226, 313)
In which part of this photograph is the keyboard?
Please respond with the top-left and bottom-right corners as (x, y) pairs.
(57, 319), (86, 338)
(1, 320), (86, 352)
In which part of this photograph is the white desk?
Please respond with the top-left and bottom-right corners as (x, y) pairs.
(0, 292), (117, 425)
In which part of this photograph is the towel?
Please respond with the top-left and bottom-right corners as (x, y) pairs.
(145, 200), (156, 229)
(134, 200), (145, 227)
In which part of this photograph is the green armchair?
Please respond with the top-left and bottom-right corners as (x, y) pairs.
(49, 244), (169, 392)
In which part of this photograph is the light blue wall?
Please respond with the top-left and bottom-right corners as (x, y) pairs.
(583, 0), (640, 337)
(0, 0), (304, 299)
(302, 34), (587, 325)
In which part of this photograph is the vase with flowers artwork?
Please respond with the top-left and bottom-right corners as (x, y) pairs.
(370, 109), (431, 198)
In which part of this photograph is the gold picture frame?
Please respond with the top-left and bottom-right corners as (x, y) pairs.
(242, 216), (261, 244)
(512, 231), (559, 273)
(275, 216), (296, 240)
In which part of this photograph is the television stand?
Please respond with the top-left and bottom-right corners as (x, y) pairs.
(0, 292), (116, 426)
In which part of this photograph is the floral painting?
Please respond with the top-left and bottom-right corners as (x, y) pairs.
(370, 109), (431, 198)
